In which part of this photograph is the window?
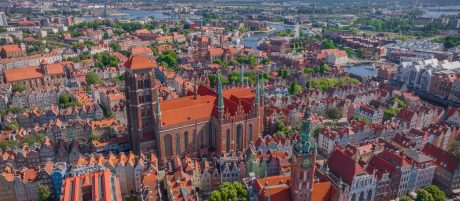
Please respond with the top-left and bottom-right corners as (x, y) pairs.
(200, 127), (205, 147)
(236, 124), (243, 150)
(176, 134), (180, 155)
(226, 129), (231, 152)
(193, 129), (197, 152)
(184, 131), (189, 152)
(164, 135), (172, 157)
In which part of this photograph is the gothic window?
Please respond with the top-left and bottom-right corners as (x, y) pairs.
(184, 131), (189, 152)
(176, 134), (180, 155)
(193, 129), (197, 152)
(236, 124), (243, 150)
(351, 193), (356, 201)
(200, 127), (205, 147)
(226, 129), (231, 153)
(359, 191), (365, 201)
(138, 80), (142, 89)
(164, 135), (172, 157)
(146, 94), (152, 102)
(248, 124), (253, 143)
(367, 190), (372, 201)
(144, 79), (149, 89)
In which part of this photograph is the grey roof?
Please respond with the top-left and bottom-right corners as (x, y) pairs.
(403, 149), (431, 163)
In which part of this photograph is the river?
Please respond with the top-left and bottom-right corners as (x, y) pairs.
(344, 64), (377, 79)
(421, 5), (460, 18)
(84, 9), (293, 51)
(240, 23), (293, 50)
(83, 9), (173, 20)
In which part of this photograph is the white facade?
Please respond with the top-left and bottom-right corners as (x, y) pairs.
(396, 59), (460, 91)
(0, 12), (7, 26)
(349, 173), (377, 201)
(317, 132), (337, 156)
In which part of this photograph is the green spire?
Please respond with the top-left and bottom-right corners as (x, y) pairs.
(294, 93), (315, 154)
(260, 77), (265, 93)
(218, 74), (224, 109)
(240, 65), (244, 84)
(255, 76), (260, 104)
(155, 91), (161, 116)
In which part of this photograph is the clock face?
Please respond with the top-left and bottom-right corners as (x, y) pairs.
(302, 157), (311, 168)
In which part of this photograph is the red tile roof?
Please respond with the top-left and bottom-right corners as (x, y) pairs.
(4, 66), (43, 82)
(327, 147), (365, 185)
(208, 48), (224, 55)
(125, 55), (157, 70)
(0, 45), (22, 53)
(422, 143), (460, 172)
(312, 182), (334, 201)
(159, 86), (255, 126)
(254, 175), (291, 201)
(316, 49), (347, 59)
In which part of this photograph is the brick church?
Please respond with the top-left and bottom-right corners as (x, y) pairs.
(125, 55), (264, 164)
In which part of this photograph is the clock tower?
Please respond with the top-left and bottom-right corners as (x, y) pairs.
(290, 100), (317, 201)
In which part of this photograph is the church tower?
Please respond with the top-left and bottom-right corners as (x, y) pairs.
(290, 94), (317, 201)
(125, 55), (158, 155)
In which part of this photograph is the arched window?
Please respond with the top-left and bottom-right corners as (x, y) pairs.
(226, 129), (231, 152)
(200, 127), (205, 147)
(184, 131), (189, 152)
(164, 134), (172, 157)
(176, 134), (180, 155)
(193, 129), (197, 152)
(359, 191), (364, 201)
(367, 190), (372, 201)
(144, 79), (149, 89)
(248, 124), (253, 144)
(351, 193), (356, 201)
(236, 124), (243, 150)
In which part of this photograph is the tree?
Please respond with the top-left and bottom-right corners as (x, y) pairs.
(288, 81), (303, 95)
(208, 74), (229, 88)
(103, 32), (111, 40)
(319, 63), (331, 74)
(110, 41), (121, 52)
(326, 107), (341, 120)
(86, 72), (101, 84)
(261, 57), (270, 65)
(423, 185), (446, 201)
(450, 141), (460, 156)
(4, 121), (20, 131)
(312, 126), (322, 138)
(278, 69), (289, 79)
(94, 52), (120, 68)
(416, 189), (435, 201)
(8, 107), (23, 114)
(59, 93), (82, 108)
(304, 67), (313, 75)
(12, 83), (26, 93)
(321, 39), (335, 49)
(400, 196), (413, 201)
(38, 184), (51, 201)
(237, 55), (258, 67)
(209, 182), (247, 201)
(209, 191), (222, 201)
(157, 49), (178, 70)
